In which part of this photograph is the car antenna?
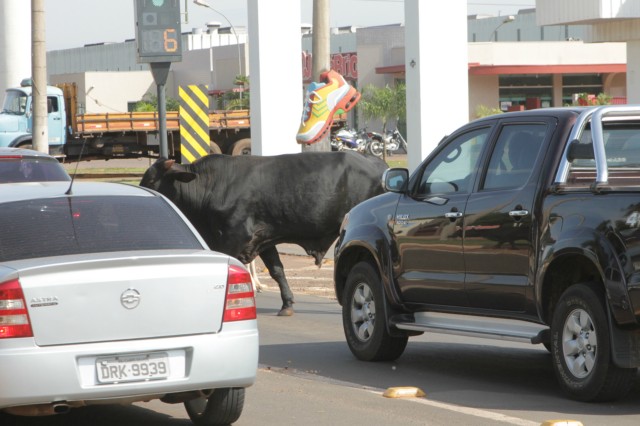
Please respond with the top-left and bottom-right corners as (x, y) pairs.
(65, 138), (88, 195)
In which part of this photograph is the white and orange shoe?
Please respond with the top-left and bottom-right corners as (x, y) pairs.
(296, 70), (360, 145)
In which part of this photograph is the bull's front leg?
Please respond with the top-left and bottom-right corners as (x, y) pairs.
(259, 246), (294, 316)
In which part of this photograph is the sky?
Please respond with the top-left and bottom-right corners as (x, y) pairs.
(44, 0), (535, 51)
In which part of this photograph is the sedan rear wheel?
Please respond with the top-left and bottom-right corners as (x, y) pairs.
(342, 262), (407, 361)
(184, 388), (245, 426)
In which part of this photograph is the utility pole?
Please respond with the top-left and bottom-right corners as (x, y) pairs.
(303, 0), (330, 152)
(31, 0), (48, 154)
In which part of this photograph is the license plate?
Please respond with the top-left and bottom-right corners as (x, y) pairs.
(96, 352), (170, 384)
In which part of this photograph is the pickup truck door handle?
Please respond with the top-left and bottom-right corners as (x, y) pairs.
(509, 209), (529, 218)
(444, 211), (463, 219)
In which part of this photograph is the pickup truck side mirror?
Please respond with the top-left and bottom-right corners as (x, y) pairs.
(383, 168), (409, 193)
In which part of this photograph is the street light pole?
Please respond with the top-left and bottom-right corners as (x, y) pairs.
(206, 21), (221, 91)
(490, 15), (515, 42)
(304, 0), (331, 153)
(193, 0), (242, 78)
(31, 0), (48, 154)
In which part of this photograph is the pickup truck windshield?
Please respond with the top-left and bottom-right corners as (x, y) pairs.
(0, 196), (203, 262)
(2, 90), (28, 115)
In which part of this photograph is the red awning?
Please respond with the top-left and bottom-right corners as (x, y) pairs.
(376, 63), (626, 75)
(468, 63), (626, 75)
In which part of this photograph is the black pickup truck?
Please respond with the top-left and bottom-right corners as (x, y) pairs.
(334, 105), (640, 402)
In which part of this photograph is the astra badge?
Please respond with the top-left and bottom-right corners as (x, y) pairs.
(121, 288), (141, 309)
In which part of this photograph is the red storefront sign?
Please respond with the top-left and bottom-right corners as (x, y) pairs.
(302, 51), (358, 82)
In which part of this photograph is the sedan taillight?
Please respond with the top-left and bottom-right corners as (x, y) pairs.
(223, 265), (257, 322)
(0, 279), (33, 338)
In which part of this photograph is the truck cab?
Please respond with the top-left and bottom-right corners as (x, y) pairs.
(0, 80), (66, 154)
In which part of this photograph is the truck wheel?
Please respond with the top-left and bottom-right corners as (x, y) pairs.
(550, 283), (636, 401)
(209, 141), (222, 155)
(184, 388), (245, 426)
(230, 138), (251, 156)
(342, 261), (408, 361)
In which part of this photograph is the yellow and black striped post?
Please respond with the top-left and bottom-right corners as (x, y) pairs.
(179, 84), (210, 164)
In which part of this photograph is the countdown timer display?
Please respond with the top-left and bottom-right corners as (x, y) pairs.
(134, 0), (182, 63)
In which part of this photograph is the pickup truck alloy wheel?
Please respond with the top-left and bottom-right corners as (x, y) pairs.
(342, 262), (408, 361)
(550, 283), (636, 401)
(184, 388), (245, 426)
(561, 307), (596, 379)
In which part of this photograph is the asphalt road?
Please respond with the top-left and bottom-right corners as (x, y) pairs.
(17, 157), (639, 425)
(7, 282), (640, 426)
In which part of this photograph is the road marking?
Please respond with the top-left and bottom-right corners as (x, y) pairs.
(260, 365), (538, 426)
(382, 391), (539, 426)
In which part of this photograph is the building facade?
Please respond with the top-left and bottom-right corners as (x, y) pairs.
(43, 9), (629, 127)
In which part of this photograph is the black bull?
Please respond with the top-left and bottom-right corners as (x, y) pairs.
(140, 151), (388, 316)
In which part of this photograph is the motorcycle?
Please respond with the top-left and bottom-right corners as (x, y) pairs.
(366, 128), (407, 157)
(330, 128), (369, 153)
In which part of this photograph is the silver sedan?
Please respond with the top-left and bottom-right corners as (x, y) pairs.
(0, 181), (259, 425)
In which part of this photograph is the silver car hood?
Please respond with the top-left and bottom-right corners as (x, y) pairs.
(3, 250), (231, 346)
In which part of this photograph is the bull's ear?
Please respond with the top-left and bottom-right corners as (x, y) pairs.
(166, 162), (197, 183)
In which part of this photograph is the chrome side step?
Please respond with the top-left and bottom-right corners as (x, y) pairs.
(393, 312), (548, 344)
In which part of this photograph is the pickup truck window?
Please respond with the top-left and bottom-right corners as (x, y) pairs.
(567, 122), (640, 186)
(484, 123), (546, 190)
(416, 127), (489, 196)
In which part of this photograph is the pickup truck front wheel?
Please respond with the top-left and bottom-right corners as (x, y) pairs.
(550, 283), (636, 401)
(342, 262), (408, 362)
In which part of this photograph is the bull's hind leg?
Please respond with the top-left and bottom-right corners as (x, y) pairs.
(259, 246), (294, 316)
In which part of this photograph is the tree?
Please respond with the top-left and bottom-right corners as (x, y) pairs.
(223, 74), (250, 110)
(573, 92), (612, 106)
(476, 104), (503, 118)
(133, 93), (179, 112)
(359, 83), (406, 130)
(358, 83), (406, 160)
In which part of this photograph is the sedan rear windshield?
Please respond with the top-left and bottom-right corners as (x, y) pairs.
(0, 158), (70, 183)
(0, 196), (204, 262)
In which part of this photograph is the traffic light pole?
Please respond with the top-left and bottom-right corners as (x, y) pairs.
(134, 0), (182, 160)
(150, 62), (171, 159)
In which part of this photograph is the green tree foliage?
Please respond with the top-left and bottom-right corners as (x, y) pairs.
(132, 93), (180, 112)
(358, 83), (406, 134)
(476, 104), (504, 118)
(213, 75), (251, 110)
(572, 92), (612, 106)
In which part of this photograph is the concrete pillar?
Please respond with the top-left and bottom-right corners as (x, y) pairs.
(404, 0), (468, 173)
(247, 0), (302, 156)
(627, 40), (640, 104)
(0, 0), (31, 96)
(552, 74), (563, 107)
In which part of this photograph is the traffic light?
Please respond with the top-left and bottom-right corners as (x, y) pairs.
(134, 0), (182, 63)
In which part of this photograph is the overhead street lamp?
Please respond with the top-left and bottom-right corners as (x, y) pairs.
(490, 15), (515, 42)
(193, 0), (243, 77)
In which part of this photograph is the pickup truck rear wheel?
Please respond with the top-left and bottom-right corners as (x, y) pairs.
(342, 262), (408, 361)
(550, 283), (636, 401)
(184, 388), (245, 426)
